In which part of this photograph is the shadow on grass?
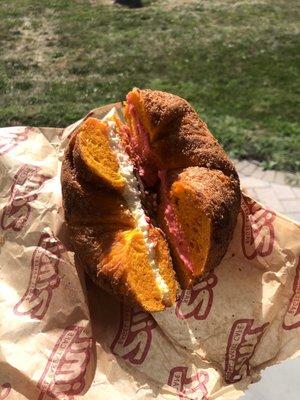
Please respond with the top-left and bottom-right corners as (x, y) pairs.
(114, 0), (143, 8)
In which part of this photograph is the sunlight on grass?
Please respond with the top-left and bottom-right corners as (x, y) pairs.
(0, 0), (299, 171)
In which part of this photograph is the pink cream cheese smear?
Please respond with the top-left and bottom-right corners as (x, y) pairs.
(125, 99), (157, 187)
(158, 170), (195, 275)
(128, 103), (150, 154)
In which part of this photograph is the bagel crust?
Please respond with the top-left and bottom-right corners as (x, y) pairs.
(62, 89), (241, 309)
(127, 89), (238, 178)
(158, 167), (240, 287)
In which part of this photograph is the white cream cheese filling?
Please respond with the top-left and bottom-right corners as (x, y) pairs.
(104, 110), (169, 301)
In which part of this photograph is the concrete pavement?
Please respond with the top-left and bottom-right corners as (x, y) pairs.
(234, 160), (300, 222)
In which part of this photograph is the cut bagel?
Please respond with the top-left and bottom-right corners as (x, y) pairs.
(73, 117), (125, 190)
(69, 225), (177, 312)
(62, 110), (178, 312)
(62, 89), (241, 310)
(158, 167), (240, 288)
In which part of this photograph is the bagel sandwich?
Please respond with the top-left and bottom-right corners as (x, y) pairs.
(62, 89), (241, 311)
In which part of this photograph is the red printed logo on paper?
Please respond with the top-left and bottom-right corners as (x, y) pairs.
(0, 384), (11, 400)
(0, 164), (51, 231)
(283, 258), (300, 330)
(38, 325), (93, 400)
(241, 196), (276, 260)
(175, 273), (217, 320)
(110, 305), (157, 365)
(225, 319), (269, 383)
(13, 232), (63, 320)
(168, 367), (209, 400)
(0, 127), (29, 156)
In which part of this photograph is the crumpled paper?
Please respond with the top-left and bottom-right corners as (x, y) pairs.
(0, 104), (299, 400)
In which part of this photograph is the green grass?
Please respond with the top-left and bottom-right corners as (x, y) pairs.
(0, 0), (299, 172)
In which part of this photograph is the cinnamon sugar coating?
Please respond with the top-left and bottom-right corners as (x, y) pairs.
(141, 89), (238, 178)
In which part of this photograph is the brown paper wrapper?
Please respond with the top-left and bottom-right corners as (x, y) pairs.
(0, 104), (299, 400)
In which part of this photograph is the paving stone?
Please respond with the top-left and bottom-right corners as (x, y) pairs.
(233, 161), (300, 219)
(240, 163), (258, 176)
(254, 188), (285, 212)
(234, 160), (252, 173)
(285, 172), (300, 187)
(273, 171), (287, 185)
(292, 187), (300, 197)
(263, 169), (276, 182)
(251, 167), (266, 180)
(281, 199), (300, 213)
(240, 176), (270, 188)
(255, 170), (271, 182)
(271, 183), (296, 200)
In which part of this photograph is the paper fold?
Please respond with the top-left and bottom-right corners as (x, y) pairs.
(0, 104), (299, 400)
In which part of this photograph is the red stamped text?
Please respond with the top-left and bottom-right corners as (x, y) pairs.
(1, 165), (51, 231)
(0, 128), (29, 156)
(38, 326), (93, 400)
(225, 319), (269, 383)
(0, 384), (11, 400)
(168, 367), (209, 400)
(110, 305), (157, 365)
(175, 274), (217, 320)
(13, 232), (63, 320)
(283, 258), (300, 330)
(241, 196), (276, 260)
